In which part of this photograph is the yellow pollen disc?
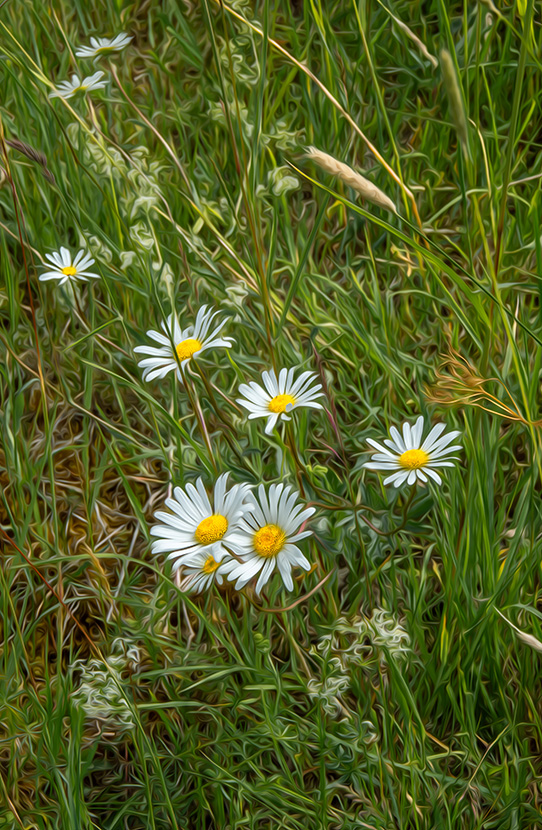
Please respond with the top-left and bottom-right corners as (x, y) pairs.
(268, 394), (296, 414)
(176, 337), (202, 362)
(62, 265), (77, 276)
(202, 555), (220, 574)
(398, 448), (429, 470)
(253, 524), (286, 558)
(195, 514), (228, 545)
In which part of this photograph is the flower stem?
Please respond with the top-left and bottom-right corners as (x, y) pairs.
(184, 376), (218, 473)
(285, 421), (306, 497)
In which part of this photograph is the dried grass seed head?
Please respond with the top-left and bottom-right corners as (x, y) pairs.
(306, 146), (397, 214)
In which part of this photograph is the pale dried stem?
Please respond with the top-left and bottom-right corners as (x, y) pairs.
(428, 350), (542, 428)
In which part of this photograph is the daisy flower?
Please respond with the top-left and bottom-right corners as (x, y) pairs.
(150, 473), (253, 571)
(134, 305), (233, 382)
(49, 71), (107, 100)
(176, 549), (233, 594)
(75, 34), (133, 60)
(40, 247), (99, 285)
(223, 483), (315, 594)
(237, 368), (324, 435)
(364, 415), (462, 487)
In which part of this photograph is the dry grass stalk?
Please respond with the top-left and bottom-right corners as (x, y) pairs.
(306, 146), (397, 214)
(495, 609), (542, 653)
(387, 12), (438, 68)
(5, 137), (55, 183)
(426, 349), (542, 428)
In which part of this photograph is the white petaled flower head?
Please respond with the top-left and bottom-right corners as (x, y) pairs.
(40, 247), (99, 285)
(150, 473), (253, 574)
(134, 305), (233, 382)
(75, 34), (133, 60)
(49, 71), (107, 100)
(364, 415), (462, 487)
(237, 368), (324, 435)
(176, 549), (233, 594)
(223, 483), (315, 594)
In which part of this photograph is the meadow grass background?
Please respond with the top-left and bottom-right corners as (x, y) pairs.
(1, 0), (542, 827)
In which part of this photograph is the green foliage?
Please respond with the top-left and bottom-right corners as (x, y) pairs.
(1, 0), (542, 827)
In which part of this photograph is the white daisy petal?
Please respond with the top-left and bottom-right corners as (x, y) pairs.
(261, 370), (279, 397)
(230, 558), (264, 590)
(366, 438), (395, 456)
(264, 413), (280, 435)
(364, 462), (401, 470)
(277, 368), (288, 394)
(200, 336), (233, 351)
(133, 345), (172, 358)
(282, 544), (311, 570)
(420, 423), (447, 452)
(142, 363), (177, 382)
(295, 400), (323, 411)
(426, 442), (461, 463)
(39, 272), (65, 282)
(411, 415), (425, 447)
(389, 426), (406, 453)
(368, 453), (402, 463)
(290, 371), (323, 397)
(383, 470), (410, 487)
(423, 468), (443, 485)
(383, 438), (401, 452)
(425, 433), (462, 454)
(255, 559), (276, 594)
(147, 331), (171, 347)
(277, 558), (294, 591)
(76, 254), (95, 270)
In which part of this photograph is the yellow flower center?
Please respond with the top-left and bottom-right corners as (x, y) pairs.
(195, 514), (228, 545)
(62, 265), (77, 276)
(176, 337), (202, 362)
(398, 448), (430, 470)
(202, 555), (220, 574)
(253, 524), (286, 558)
(268, 394), (296, 414)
